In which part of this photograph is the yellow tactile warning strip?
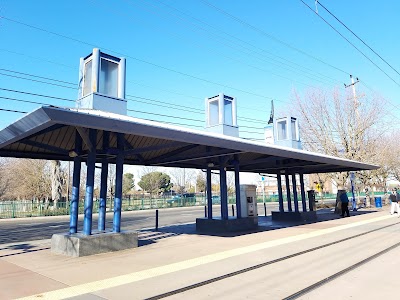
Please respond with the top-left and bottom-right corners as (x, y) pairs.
(19, 214), (394, 300)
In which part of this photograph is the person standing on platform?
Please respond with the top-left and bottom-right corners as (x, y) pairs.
(340, 191), (350, 217)
(389, 188), (399, 216)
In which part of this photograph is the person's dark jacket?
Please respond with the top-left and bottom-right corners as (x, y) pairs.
(390, 193), (397, 203)
(340, 192), (349, 203)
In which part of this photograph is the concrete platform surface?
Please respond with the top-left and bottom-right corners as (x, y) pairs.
(0, 208), (399, 299)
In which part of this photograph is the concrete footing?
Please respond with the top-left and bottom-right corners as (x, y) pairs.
(51, 231), (138, 257)
(196, 217), (258, 233)
(272, 211), (317, 222)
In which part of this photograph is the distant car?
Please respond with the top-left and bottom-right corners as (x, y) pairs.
(166, 193), (196, 206)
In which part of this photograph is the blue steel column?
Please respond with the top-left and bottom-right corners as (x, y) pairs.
(277, 173), (284, 212)
(83, 129), (97, 235)
(299, 173), (307, 212)
(291, 173), (299, 212)
(113, 133), (124, 232)
(206, 168), (212, 219)
(285, 172), (292, 212)
(98, 131), (109, 231)
(234, 157), (241, 218)
(220, 163), (229, 220)
(69, 132), (82, 234)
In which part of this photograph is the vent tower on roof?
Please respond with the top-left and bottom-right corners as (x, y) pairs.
(205, 93), (239, 137)
(76, 48), (127, 115)
(265, 116), (302, 150)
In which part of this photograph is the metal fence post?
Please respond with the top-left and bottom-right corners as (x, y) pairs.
(155, 209), (159, 231)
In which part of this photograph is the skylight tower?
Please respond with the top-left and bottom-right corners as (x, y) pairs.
(77, 48), (127, 115)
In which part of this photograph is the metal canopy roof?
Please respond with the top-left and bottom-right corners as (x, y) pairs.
(0, 106), (379, 174)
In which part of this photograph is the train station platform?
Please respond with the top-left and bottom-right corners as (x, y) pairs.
(0, 208), (399, 299)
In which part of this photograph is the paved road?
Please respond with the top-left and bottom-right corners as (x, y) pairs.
(0, 203), (282, 244)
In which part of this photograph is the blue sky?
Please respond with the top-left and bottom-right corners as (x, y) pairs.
(0, 0), (399, 141)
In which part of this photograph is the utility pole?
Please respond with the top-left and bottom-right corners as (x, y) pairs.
(344, 75), (361, 211)
(344, 74), (360, 115)
(183, 168), (186, 193)
(344, 74), (361, 157)
(268, 100), (274, 124)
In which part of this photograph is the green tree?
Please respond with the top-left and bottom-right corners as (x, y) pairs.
(122, 173), (135, 197)
(138, 171), (172, 195)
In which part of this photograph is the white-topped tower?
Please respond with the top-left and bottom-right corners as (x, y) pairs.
(77, 48), (127, 115)
(274, 116), (302, 150)
(205, 93), (238, 137)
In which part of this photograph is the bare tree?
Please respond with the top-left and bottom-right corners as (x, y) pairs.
(226, 171), (235, 193)
(51, 160), (63, 206)
(196, 171), (206, 193)
(6, 159), (51, 202)
(384, 131), (400, 185)
(0, 158), (11, 199)
(211, 172), (220, 193)
(168, 167), (196, 194)
(291, 87), (388, 189)
(107, 164), (116, 201)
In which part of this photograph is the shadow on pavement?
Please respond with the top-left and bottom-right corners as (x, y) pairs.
(0, 242), (50, 258)
(138, 230), (187, 246)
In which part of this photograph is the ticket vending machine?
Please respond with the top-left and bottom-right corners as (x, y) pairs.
(240, 185), (258, 222)
(307, 190), (317, 211)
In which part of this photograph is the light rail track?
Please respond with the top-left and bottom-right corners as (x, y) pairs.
(145, 221), (400, 300)
(283, 240), (400, 299)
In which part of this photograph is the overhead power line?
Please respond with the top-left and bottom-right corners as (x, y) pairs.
(316, 1), (400, 77)
(0, 15), (285, 101)
(0, 87), (75, 102)
(0, 72), (77, 90)
(0, 67), (270, 123)
(200, 0), (350, 75)
(300, 0), (400, 88)
(0, 48), (75, 69)
(1, 49), (277, 111)
(126, 95), (204, 115)
(126, 0), (336, 88)
(0, 98), (204, 128)
(0, 95), (52, 106)
(154, 0), (343, 86)
(0, 68), (77, 86)
(0, 86), (269, 129)
(0, 107), (27, 114)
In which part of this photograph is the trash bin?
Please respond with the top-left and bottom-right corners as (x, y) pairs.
(375, 197), (382, 208)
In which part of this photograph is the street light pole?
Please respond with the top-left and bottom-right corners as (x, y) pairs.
(350, 172), (357, 211)
(261, 176), (265, 205)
